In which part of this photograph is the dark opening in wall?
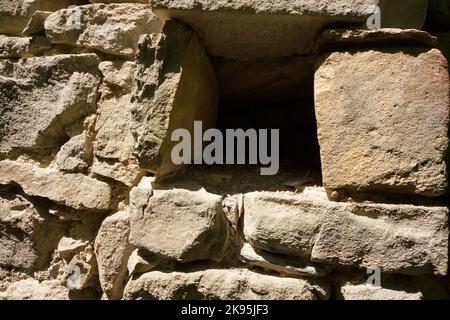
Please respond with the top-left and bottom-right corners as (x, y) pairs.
(178, 55), (323, 192)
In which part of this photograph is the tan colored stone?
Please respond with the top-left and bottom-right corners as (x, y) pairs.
(240, 243), (330, 277)
(0, 0), (87, 36)
(55, 134), (90, 173)
(244, 188), (448, 275)
(131, 20), (219, 176)
(316, 28), (437, 52)
(150, 0), (428, 59)
(124, 268), (330, 300)
(0, 187), (63, 271)
(45, 4), (162, 58)
(0, 160), (112, 211)
(98, 61), (135, 91)
(22, 11), (52, 36)
(0, 54), (100, 153)
(127, 249), (159, 277)
(57, 237), (88, 260)
(129, 181), (230, 263)
(94, 211), (133, 300)
(0, 279), (69, 300)
(66, 246), (98, 291)
(244, 191), (325, 258)
(0, 35), (51, 58)
(315, 48), (450, 196)
(340, 284), (423, 300)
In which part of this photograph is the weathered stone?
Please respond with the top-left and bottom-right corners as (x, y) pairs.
(150, 0), (429, 60)
(93, 61), (142, 186)
(55, 134), (90, 173)
(310, 201), (448, 275)
(316, 28), (437, 52)
(0, 160), (112, 211)
(92, 159), (142, 187)
(22, 11), (52, 36)
(89, 0), (148, 4)
(0, 35), (51, 58)
(240, 243), (330, 277)
(243, 191), (325, 258)
(314, 48), (450, 196)
(129, 181), (230, 263)
(66, 246), (98, 291)
(94, 94), (133, 162)
(0, 0), (87, 36)
(94, 210), (133, 300)
(340, 284), (423, 300)
(57, 237), (88, 260)
(0, 279), (69, 300)
(0, 54), (100, 153)
(0, 188), (63, 271)
(123, 268), (330, 300)
(98, 61), (135, 91)
(127, 249), (159, 277)
(244, 188), (448, 275)
(131, 20), (219, 176)
(45, 4), (162, 58)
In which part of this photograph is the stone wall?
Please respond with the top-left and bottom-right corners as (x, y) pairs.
(0, 0), (449, 300)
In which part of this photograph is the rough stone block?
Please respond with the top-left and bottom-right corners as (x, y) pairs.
(150, 0), (429, 59)
(131, 20), (219, 176)
(315, 48), (450, 196)
(129, 180), (230, 263)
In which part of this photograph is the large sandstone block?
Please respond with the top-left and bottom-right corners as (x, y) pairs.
(0, 54), (100, 153)
(314, 48), (450, 197)
(129, 180), (230, 263)
(244, 188), (448, 275)
(45, 4), (162, 58)
(150, 0), (429, 59)
(131, 20), (219, 176)
(94, 210), (134, 300)
(0, 0), (86, 36)
(0, 160), (112, 211)
(123, 268), (330, 300)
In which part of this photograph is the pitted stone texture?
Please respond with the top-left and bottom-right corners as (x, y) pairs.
(44, 4), (162, 58)
(93, 61), (142, 186)
(0, 35), (51, 58)
(56, 133), (90, 173)
(0, 54), (100, 153)
(0, 279), (69, 300)
(340, 284), (423, 300)
(94, 211), (133, 300)
(0, 188), (63, 271)
(123, 268), (330, 300)
(150, 0), (428, 59)
(244, 191), (324, 258)
(0, 0), (87, 36)
(315, 48), (450, 197)
(131, 21), (219, 176)
(244, 188), (448, 275)
(0, 160), (112, 211)
(129, 180), (230, 263)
